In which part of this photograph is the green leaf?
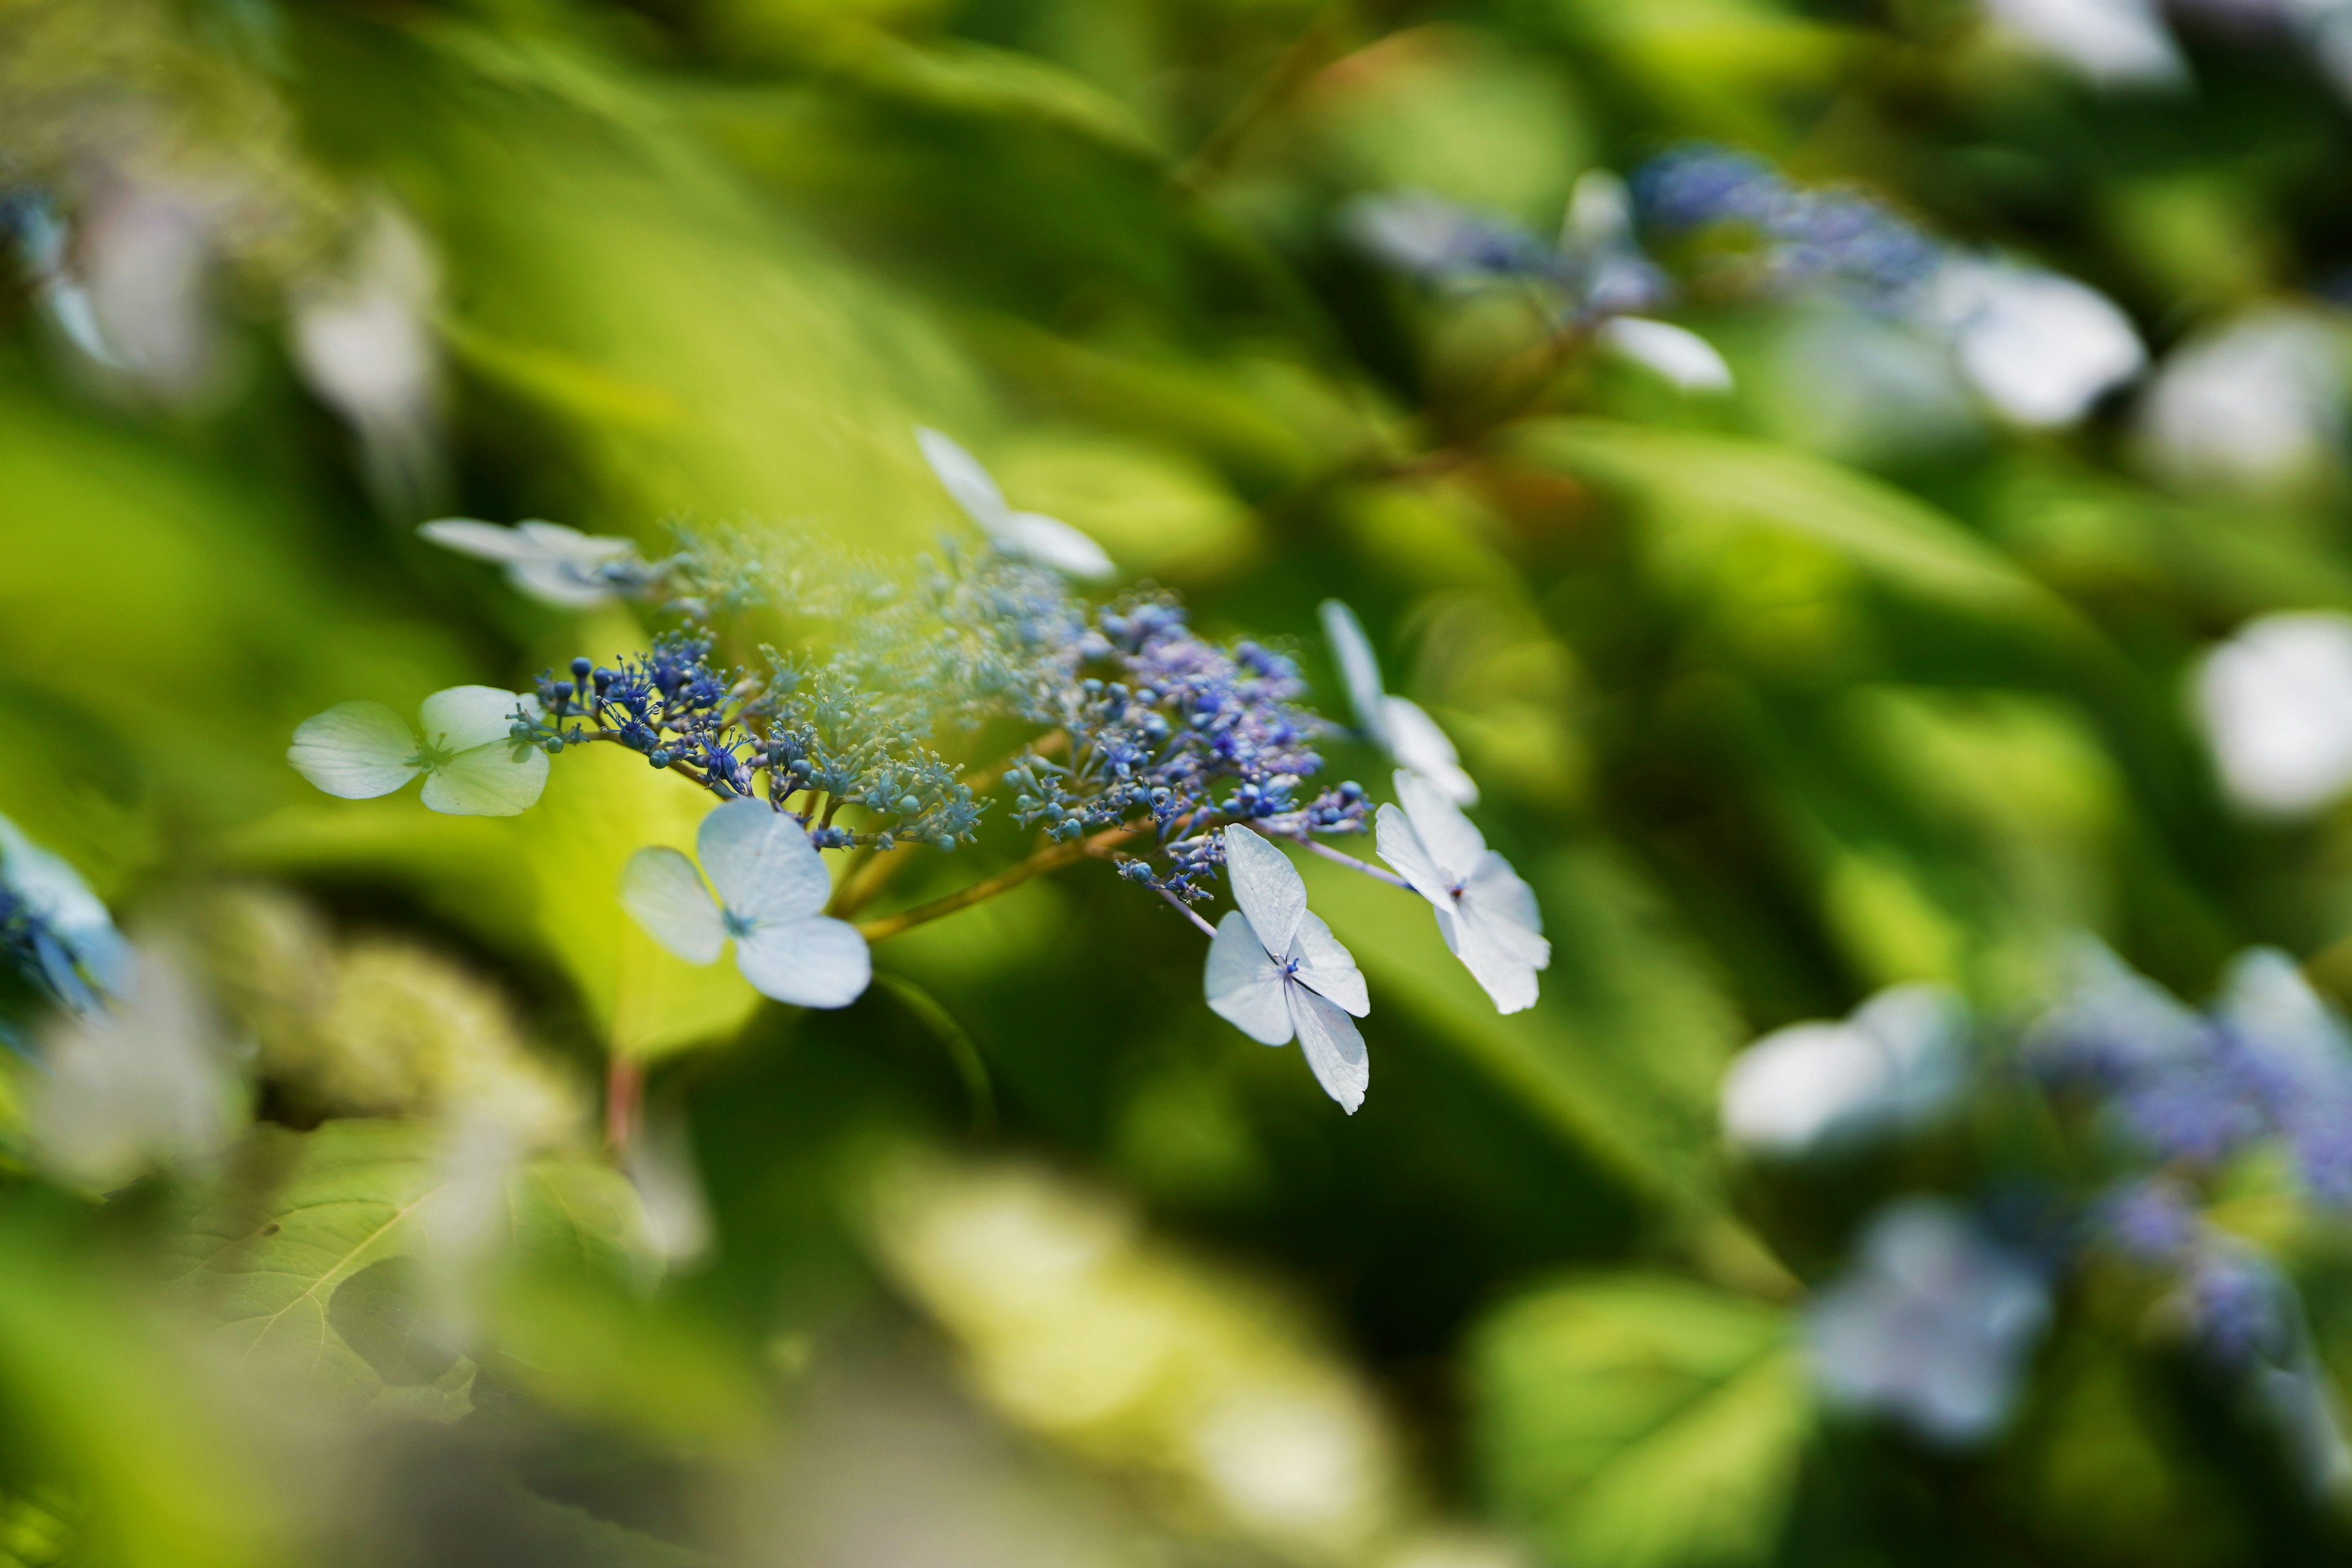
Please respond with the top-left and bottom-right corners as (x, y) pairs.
(162, 1120), (649, 1403)
(1472, 1275), (1810, 1568)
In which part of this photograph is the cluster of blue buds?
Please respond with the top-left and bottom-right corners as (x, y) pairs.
(1001, 596), (1370, 897)
(1628, 145), (1945, 308)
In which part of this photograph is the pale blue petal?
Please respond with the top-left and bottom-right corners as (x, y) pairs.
(1289, 910), (1369, 1018)
(1206, 911), (1292, 1044)
(698, 798), (834, 925)
(734, 916), (871, 1008)
(1373, 801), (1450, 907)
(1392, 768), (1487, 880)
(418, 518), (542, 563)
(1386, 701), (1479, 807)
(419, 741), (548, 816)
(1317, 600), (1390, 742)
(1002, 511), (1115, 579)
(1221, 826), (1305, 958)
(287, 701), (421, 799)
(915, 426), (1012, 530)
(1289, 986), (1369, 1114)
(618, 847), (725, 964)
(419, 685), (532, 753)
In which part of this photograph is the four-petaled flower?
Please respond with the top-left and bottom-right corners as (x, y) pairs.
(916, 426), (1115, 581)
(1204, 824), (1371, 1113)
(1376, 769), (1549, 1014)
(1319, 599), (1479, 805)
(288, 686), (549, 816)
(419, 518), (644, 607)
(620, 797), (872, 1008)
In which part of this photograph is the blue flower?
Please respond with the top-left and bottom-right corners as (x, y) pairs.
(0, 814), (131, 1013)
(1204, 826), (1370, 1113)
(619, 798), (871, 1008)
(289, 687), (549, 815)
(1374, 770), (1547, 1014)
(916, 428), (1115, 581)
(1807, 1197), (2051, 1447)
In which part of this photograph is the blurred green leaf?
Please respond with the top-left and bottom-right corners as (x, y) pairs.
(162, 1120), (648, 1403)
(1472, 1275), (1808, 1568)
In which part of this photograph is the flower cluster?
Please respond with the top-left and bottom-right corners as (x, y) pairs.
(1629, 145), (1943, 307)
(288, 432), (1553, 1110)
(1010, 597), (1366, 898)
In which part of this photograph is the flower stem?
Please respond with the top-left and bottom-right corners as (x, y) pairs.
(605, 1055), (643, 1150)
(856, 823), (1141, 941)
(1158, 887), (1219, 939)
(1296, 835), (1414, 890)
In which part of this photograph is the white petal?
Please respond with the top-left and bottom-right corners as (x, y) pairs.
(419, 685), (532, 753)
(1289, 986), (1369, 1114)
(1600, 317), (1735, 393)
(1452, 912), (1544, 1014)
(1392, 769), (1488, 881)
(506, 560), (617, 608)
(1205, 911), (1293, 1044)
(1936, 260), (2144, 428)
(418, 518), (545, 563)
(1720, 1022), (1890, 1156)
(515, 520), (635, 562)
(617, 846), (725, 964)
(2193, 612), (2352, 815)
(288, 701), (421, 799)
(1221, 826), (1305, 958)
(1373, 802), (1450, 907)
(1384, 698), (1479, 805)
(915, 426), (1012, 530)
(1983, 0), (2185, 88)
(419, 739), (549, 816)
(1462, 852), (1548, 959)
(698, 797), (832, 924)
(733, 916), (870, 1008)
(1318, 600), (1391, 742)
(1289, 910), (1369, 1017)
(1001, 511), (1117, 579)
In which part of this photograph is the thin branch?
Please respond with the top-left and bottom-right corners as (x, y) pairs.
(856, 823), (1143, 942)
(1295, 834), (1415, 889)
(1158, 887), (1219, 939)
(1172, 0), (1348, 193)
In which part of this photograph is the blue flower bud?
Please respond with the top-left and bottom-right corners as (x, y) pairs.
(570, 657), (594, 682)
(650, 748), (673, 767)
(543, 736), (565, 754)
(897, 794), (922, 815)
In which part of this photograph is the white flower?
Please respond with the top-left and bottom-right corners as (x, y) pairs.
(417, 518), (641, 608)
(31, 946), (242, 1190)
(2192, 611), (2352, 816)
(2137, 309), (2346, 493)
(1374, 771), (1548, 1014)
(1981, 0), (2187, 88)
(1807, 1198), (2051, 1446)
(0, 813), (132, 1010)
(1932, 258), (2145, 427)
(288, 686), (548, 816)
(1599, 317), (1735, 393)
(1204, 826), (1371, 1114)
(619, 797), (870, 1009)
(1318, 599), (1479, 806)
(1719, 983), (1968, 1158)
(915, 427), (1115, 580)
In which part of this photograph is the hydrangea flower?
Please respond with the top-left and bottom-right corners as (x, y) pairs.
(1204, 826), (1370, 1113)
(288, 686), (549, 816)
(1597, 316), (1735, 393)
(619, 798), (870, 1008)
(915, 427), (1115, 581)
(1719, 983), (1967, 1158)
(1319, 600), (1477, 805)
(0, 813), (132, 1013)
(1807, 1197), (2051, 1446)
(1929, 258), (2145, 428)
(418, 518), (657, 607)
(2191, 611), (2352, 817)
(1374, 771), (1547, 1014)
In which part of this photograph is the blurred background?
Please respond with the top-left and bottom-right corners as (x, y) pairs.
(9, 0), (2352, 1562)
